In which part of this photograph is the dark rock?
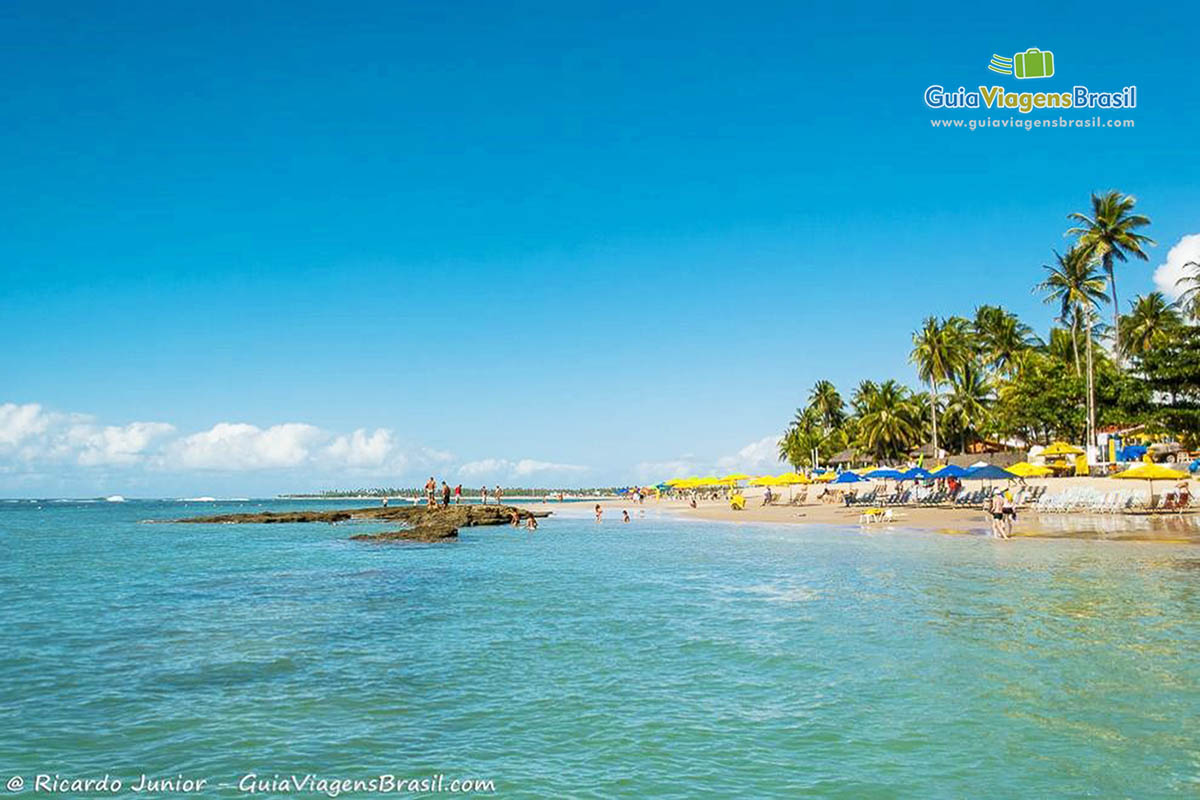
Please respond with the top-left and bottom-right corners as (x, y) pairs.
(164, 504), (549, 544)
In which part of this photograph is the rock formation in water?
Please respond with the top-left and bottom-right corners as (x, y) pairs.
(166, 504), (548, 543)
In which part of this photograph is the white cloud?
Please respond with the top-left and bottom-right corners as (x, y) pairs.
(0, 403), (52, 447)
(457, 457), (586, 482)
(716, 435), (783, 473)
(323, 428), (396, 469)
(166, 422), (325, 470)
(1153, 233), (1200, 302)
(68, 421), (176, 466)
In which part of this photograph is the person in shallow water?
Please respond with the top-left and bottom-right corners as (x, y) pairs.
(595, 504), (602, 523)
(1002, 488), (1016, 537)
(989, 490), (1007, 538)
(525, 514), (538, 531)
(622, 510), (630, 523)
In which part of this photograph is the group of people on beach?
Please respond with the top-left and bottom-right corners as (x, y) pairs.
(414, 479), (511, 509)
(594, 504), (633, 524)
(988, 488), (1016, 538)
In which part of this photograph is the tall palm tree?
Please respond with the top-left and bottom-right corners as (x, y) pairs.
(807, 380), (845, 433)
(850, 380), (879, 418)
(944, 362), (992, 453)
(1175, 260), (1200, 319)
(1067, 190), (1154, 362)
(1118, 292), (1182, 356)
(972, 305), (1040, 376)
(855, 380), (921, 461)
(1037, 246), (1108, 448)
(910, 316), (970, 456)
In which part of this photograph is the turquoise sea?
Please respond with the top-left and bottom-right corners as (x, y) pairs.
(2, 499), (1199, 797)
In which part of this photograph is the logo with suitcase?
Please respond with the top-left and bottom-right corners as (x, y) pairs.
(988, 48), (1055, 79)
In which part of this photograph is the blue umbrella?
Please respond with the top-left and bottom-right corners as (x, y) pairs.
(900, 467), (933, 480)
(864, 468), (904, 480)
(966, 464), (1016, 480)
(933, 464), (970, 478)
(834, 471), (864, 483)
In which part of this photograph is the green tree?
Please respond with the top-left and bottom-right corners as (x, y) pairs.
(854, 380), (922, 461)
(807, 380), (845, 433)
(1067, 190), (1154, 361)
(910, 315), (970, 455)
(972, 305), (1040, 376)
(1118, 292), (1182, 356)
(991, 352), (1086, 445)
(943, 361), (992, 453)
(1037, 246), (1108, 448)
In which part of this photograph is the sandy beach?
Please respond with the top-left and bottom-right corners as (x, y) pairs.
(523, 476), (1200, 541)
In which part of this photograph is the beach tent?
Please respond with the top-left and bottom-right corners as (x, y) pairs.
(931, 464), (970, 478)
(1008, 462), (1054, 478)
(1113, 463), (1188, 505)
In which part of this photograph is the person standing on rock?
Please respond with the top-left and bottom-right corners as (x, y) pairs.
(481, 486), (488, 505)
(495, 485), (503, 506)
(454, 484), (462, 505)
(442, 481), (451, 508)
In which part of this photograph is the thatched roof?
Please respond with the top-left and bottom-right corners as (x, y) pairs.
(828, 448), (859, 464)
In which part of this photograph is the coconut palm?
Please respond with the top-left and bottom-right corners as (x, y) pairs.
(1067, 191), (1154, 361)
(855, 380), (921, 461)
(909, 316), (970, 455)
(972, 305), (1040, 376)
(944, 362), (992, 453)
(1174, 260), (1200, 319)
(1118, 292), (1182, 356)
(849, 380), (879, 417)
(807, 380), (845, 433)
(1037, 246), (1108, 448)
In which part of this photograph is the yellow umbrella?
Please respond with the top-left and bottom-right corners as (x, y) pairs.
(1113, 463), (1189, 506)
(665, 478), (687, 487)
(774, 472), (810, 485)
(1008, 462), (1055, 478)
(722, 473), (750, 482)
(749, 475), (776, 486)
(1042, 441), (1084, 457)
(814, 471), (839, 482)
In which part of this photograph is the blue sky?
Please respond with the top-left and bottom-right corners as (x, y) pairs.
(2, 0), (1198, 495)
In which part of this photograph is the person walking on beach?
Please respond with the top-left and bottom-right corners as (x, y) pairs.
(989, 490), (1006, 538)
(442, 481), (451, 508)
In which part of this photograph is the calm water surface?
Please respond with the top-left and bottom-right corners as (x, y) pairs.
(1, 500), (1198, 797)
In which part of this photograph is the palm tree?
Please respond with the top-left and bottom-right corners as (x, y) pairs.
(1036, 246), (1108, 449)
(1118, 292), (1182, 356)
(781, 406), (825, 470)
(909, 316), (970, 456)
(855, 380), (921, 461)
(1067, 190), (1154, 362)
(1175, 260), (1200, 319)
(850, 380), (879, 417)
(972, 305), (1040, 376)
(807, 380), (845, 433)
(944, 362), (992, 454)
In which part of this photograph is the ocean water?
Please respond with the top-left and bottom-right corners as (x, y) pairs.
(2, 499), (1198, 798)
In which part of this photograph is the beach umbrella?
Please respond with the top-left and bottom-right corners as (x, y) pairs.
(1008, 462), (1054, 478)
(900, 467), (933, 481)
(931, 464), (970, 478)
(665, 478), (687, 487)
(774, 472), (810, 485)
(833, 472), (864, 483)
(722, 473), (751, 482)
(1041, 442), (1084, 457)
(749, 475), (775, 486)
(814, 471), (839, 482)
(966, 464), (1017, 480)
(1113, 463), (1188, 505)
(864, 468), (905, 480)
